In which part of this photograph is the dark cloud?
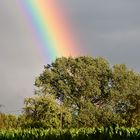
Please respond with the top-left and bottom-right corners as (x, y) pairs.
(0, 0), (140, 113)
(60, 0), (140, 70)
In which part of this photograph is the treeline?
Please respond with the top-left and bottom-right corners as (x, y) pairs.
(0, 56), (140, 129)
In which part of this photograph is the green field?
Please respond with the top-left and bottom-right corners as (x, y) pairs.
(0, 127), (140, 140)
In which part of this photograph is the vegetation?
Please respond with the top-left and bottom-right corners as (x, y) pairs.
(22, 56), (140, 128)
(0, 56), (140, 138)
(0, 113), (18, 129)
(0, 127), (140, 140)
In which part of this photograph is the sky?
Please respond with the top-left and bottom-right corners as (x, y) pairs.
(0, 0), (140, 114)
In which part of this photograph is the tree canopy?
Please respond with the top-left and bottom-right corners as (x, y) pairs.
(20, 56), (140, 128)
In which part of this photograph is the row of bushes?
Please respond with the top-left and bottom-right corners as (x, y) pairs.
(0, 127), (140, 140)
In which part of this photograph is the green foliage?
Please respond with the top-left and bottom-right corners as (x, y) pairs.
(22, 94), (72, 129)
(0, 113), (18, 129)
(0, 127), (140, 140)
(22, 56), (140, 128)
(111, 64), (140, 127)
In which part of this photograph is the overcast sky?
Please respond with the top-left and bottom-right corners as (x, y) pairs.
(0, 0), (140, 114)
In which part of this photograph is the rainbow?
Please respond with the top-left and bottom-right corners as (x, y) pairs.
(18, 0), (79, 61)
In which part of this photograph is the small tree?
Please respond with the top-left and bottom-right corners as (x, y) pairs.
(23, 94), (72, 128)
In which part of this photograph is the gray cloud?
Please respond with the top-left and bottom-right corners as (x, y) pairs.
(60, 0), (140, 70)
(0, 1), (44, 113)
(0, 0), (140, 113)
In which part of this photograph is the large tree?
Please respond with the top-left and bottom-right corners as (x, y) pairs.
(23, 56), (140, 128)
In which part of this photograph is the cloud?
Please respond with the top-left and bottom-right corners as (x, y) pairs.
(0, 0), (140, 113)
